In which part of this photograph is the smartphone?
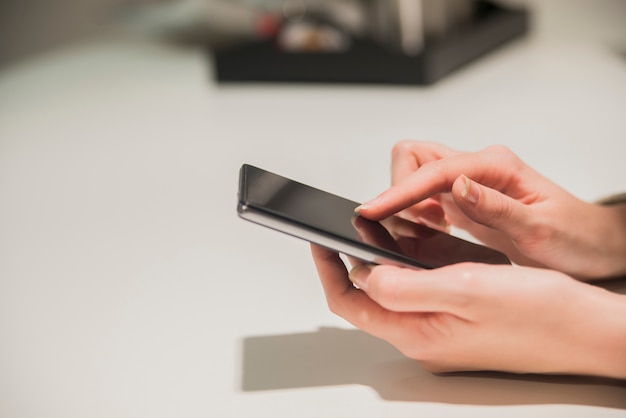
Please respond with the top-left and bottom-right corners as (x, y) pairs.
(237, 164), (510, 269)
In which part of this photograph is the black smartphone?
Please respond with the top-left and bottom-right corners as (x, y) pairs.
(237, 164), (510, 269)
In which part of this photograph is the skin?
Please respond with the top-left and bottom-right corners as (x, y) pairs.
(356, 141), (626, 281)
(312, 246), (626, 378)
(311, 141), (626, 378)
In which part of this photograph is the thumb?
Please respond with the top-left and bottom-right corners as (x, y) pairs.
(451, 175), (531, 239)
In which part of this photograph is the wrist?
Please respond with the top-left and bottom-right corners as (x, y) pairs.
(590, 204), (626, 280)
(573, 287), (626, 379)
(562, 202), (626, 281)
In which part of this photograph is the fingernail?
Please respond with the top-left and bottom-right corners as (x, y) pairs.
(461, 175), (479, 204)
(349, 265), (372, 290)
(355, 195), (383, 214)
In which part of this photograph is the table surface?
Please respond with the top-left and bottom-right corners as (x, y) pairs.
(2, 5), (626, 417)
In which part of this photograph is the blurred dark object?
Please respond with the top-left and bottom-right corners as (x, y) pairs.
(213, 1), (529, 85)
(115, 0), (284, 49)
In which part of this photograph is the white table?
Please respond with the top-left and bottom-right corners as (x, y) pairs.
(1, 9), (626, 417)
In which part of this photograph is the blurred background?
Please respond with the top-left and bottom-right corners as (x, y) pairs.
(2, 3), (626, 418)
(2, 0), (626, 71)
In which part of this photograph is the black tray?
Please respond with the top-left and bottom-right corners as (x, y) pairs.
(212, 2), (529, 85)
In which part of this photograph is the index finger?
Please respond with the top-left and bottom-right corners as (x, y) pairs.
(358, 146), (523, 221)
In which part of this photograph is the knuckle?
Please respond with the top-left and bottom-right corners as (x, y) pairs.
(454, 264), (481, 290)
(392, 140), (417, 159)
(351, 309), (377, 330)
(512, 216), (554, 248)
(445, 263), (483, 305)
(483, 144), (522, 168)
(487, 191), (514, 222)
(483, 144), (513, 157)
(368, 267), (401, 309)
(325, 294), (345, 317)
(420, 159), (447, 180)
(325, 297), (341, 316)
(397, 342), (440, 369)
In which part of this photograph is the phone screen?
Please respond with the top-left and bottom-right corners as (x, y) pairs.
(238, 164), (510, 269)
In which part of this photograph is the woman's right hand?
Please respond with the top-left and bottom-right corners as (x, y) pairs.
(356, 141), (626, 280)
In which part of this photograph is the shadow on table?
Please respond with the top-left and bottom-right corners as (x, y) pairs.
(240, 326), (626, 408)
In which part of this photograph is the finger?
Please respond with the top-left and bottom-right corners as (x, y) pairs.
(390, 141), (456, 229)
(310, 245), (437, 346)
(406, 200), (449, 232)
(388, 198), (449, 233)
(451, 175), (533, 244)
(310, 244), (397, 332)
(352, 216), (403, 253)
(379, 216), (438, 240)
(350, 263), (482, 316)
(311, 244), (353, 295)
(391, 140), (460, 186)
(358, 145), (527, 221)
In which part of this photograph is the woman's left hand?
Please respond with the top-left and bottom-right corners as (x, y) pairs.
(311, 244), (626, 379)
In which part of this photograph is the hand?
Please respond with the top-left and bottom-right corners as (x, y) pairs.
(356, 141), (626, 280)
(311, 245), (626, 378)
